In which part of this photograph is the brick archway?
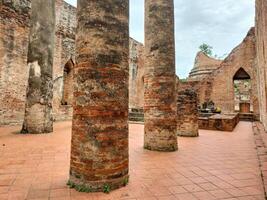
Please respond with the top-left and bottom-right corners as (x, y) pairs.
(233, 68), (252, 112)
(61, 59), (74, 106)
(233, 67), (251, 80)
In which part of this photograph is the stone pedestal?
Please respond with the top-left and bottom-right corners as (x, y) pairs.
(21, 0), (55, 134)
(144, 0), (178, 151)
(69, 0), (129, 192)
(177, 89), (199, 137)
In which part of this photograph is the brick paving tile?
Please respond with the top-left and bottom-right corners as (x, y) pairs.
(183, 184), (205, 192)
(168, 186), (187, 194)
(224, 188), (248, 197)
(0, 121), (265, 200)
(209, 189), (233, 199)
(173, 192), (197, 200)
(198, 182), (219, 191)
(192, 191), (216, 199)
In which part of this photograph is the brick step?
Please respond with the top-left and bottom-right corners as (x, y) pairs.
(239, 113), (255, 121)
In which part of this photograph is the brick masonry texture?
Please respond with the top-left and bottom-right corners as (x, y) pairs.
(185, 28), (259, 117)
(177, 89), (199, 137)
(0, 0), (144, 126)
(198, 113), (240, 132)
(0, 0), (31, 125)
(189, 51), (222, 82)
(69, 0), (129, 191)
(253, 122), (267, 197)
(129, 39), (145, 110)
(144, 0), (178, 152)
(256, 0), (267, 131)
(21, 0), (56, 134)
(0, 0), (76, 125)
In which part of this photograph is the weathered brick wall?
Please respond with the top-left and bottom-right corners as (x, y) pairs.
(0, 0), (31, 125)
(0, 0), (76, 125)
(52, 0), (76, 121)
(0, 0), (145, 125)
(209, 28), (258, 115)
(177, 88), (199, 137)
(189, 52), (222, 81)
(255, 0), (267, 129)
(129, 38), (145, 109)
(186, 28), (259, 116)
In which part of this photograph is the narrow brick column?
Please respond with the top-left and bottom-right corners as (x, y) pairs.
(21, 0), (55, 134)
(69, 0), (129, 192)
(177, 89), (199, 137)
(144, 0), (178, 151)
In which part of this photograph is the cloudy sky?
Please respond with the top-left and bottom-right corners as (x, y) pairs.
(65, 0), (255, 78)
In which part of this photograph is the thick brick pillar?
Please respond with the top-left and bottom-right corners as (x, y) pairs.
(69, 0), (129, 192)
(21, 0), (55, 134)
(144, 0), (178, 151)
(177, 89), (199, 137)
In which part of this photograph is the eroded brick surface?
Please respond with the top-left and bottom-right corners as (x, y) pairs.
(252, 122), (267, 198)
(0, 0), (144, 126)
(184, 28), (259, 117)
(256, 0), (267, 130)
(177, 89), (199, 137)
(70, 0), (129, 191)
(144, 0), (178, 152)
(0, 0), (76, 125)
(21, 0), (56, 134)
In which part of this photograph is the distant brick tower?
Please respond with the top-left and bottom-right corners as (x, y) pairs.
(144, 0), (178, 151)
(177, 89), (199, 137)
(69, 0), (129, 192)
(21, 0), (55, 134)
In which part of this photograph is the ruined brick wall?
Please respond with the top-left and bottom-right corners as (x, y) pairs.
(177, 88), (199, 137)
(256, 0), (267, 129)
(209, 28), (258, 115)
(187, 28), (259, 116)
(0, 0), (76, 125)
(129, 38), (145, 109)
(0, 0), (145, 125)
(52, 0), (76, 121)
(0, 0), (31, 125)
(189, 52), (222, 81)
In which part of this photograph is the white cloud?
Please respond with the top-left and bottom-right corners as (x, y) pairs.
(64, 0), (255, 78)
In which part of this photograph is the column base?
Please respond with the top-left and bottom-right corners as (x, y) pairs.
(144, 144), (178, 152)
(21, 123), (53, 134)
(68, 174), (129, 193)
(177, 131), (199, 137)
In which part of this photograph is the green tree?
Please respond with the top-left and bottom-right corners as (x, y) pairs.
(199, 43), (213, 56)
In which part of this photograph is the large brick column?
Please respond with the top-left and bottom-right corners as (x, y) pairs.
(144, 0), (178, 151)
(21, 0), (55, 134)
(69, 0), (129, 192)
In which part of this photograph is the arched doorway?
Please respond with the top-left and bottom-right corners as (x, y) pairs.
(61, 59), (74, 106)
(233, 68), (252, 113)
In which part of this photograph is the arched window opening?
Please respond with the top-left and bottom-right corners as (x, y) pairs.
(233, 68), (252, 113)
(61, 59), (74, 106)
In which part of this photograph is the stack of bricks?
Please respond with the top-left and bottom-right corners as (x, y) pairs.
(177, 89), (199, 137)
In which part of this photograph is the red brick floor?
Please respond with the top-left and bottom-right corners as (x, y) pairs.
(0, 121), (265, 200)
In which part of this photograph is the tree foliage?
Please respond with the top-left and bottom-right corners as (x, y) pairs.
(199, 43), (213, 56)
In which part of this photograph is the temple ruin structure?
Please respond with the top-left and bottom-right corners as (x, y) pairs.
(177, 88), (199, 137)
(0, 0), (143, 125)
(185, 28), (259, 121)
(143, 0), (178, 151)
